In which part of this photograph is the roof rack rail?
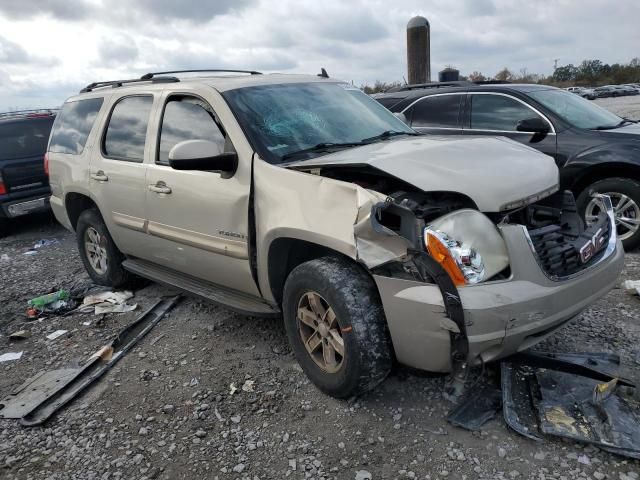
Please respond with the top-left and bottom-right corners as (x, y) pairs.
(473, 80), (512, 85)
(79, 76), (180, 93)
(140, 69), (262, 80)
(386, 80), (472, 93)
(0, 108), (59, 119)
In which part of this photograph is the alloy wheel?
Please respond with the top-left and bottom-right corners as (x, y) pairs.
(585, 192), (640, 241)
(84, 226), (108, 275)
(297, 291), (345, 373)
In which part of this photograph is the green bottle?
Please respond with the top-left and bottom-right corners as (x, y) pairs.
(28, 290), (70, 308)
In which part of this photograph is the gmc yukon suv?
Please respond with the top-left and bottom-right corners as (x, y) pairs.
(48, 70), (624, 398)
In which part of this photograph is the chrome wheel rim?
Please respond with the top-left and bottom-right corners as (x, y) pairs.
(297, 291), (345, 373)
(84, 227), (108, 275)
(585, 192), (640, 241)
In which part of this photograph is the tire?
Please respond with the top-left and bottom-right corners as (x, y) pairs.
(282, 256), (392, 398)
(576, 177), (640, 251)
(76, 208), (130, 287)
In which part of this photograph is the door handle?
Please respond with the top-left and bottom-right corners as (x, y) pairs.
(90, 171), (108, 182)
(148, 182), (172, 194)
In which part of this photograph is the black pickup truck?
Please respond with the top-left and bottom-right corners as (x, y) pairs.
(0, 110), (56, 235)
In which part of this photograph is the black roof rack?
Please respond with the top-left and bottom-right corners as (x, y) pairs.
(473, 80), (512, 85)
(0, 108), (59, 120)
(140, 69), (262, 80)
(386, 81), (472, 93)
(80, 76), (180, 93)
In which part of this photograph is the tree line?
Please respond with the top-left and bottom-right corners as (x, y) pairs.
(361, 58), (640, 93)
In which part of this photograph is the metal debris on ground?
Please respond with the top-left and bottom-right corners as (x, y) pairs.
(446, 382), (502, 431)
(80, 290), (137, 314)
(0, 295), (181, 426)
(9, 330), (31, 340)
(0, 351), (23, 362)
(33, 239), (59, 249)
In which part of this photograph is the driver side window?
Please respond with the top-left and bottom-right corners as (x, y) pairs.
(470, 94), (543, 131)
(157, 96), (228, 165)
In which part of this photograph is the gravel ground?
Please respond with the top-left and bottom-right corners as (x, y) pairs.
(1, 97), (640, 480)
(594, 95), (640, 120)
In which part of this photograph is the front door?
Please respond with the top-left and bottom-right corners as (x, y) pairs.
(144, 90), (259, 296)
(89, 94), (155, 258)
(462, 93), (557, 160)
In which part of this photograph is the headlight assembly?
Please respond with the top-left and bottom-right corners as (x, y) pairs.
(424, 209), (510, 286)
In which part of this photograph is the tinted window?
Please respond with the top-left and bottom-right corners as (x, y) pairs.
(103, 96), (153, 161)
(470, 95), (541, 131)
(158, 96), (226, 165)
(408, 95), (462, 128)
(0, 117), (54, 160)
(49, 98), (103, 155)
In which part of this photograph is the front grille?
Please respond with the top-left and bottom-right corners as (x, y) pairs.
(527, 212), (611, 278)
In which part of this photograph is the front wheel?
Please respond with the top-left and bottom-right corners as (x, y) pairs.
(76, 208), (130, 287)
(577, 177), (640, 250)
(282, 257), (392, 398)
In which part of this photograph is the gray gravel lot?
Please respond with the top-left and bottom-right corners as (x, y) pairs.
(1, 96), (640, 480)
(594, 95), (640, 120)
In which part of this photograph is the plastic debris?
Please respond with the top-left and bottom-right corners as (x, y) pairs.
(81, 290), (137, 314)
(242, 379), (255, 392)
(23, 250), (38, 256)
(9, 330), (31, 340)
(0, 351), (23, 362)
(46, 330), (68, 341)
(28, 290), (70, 309)
(26, 307), (39, 319)
(622, 279), (640, 296)
(33, 239), (59, 249)
(229, 383), (238, 395)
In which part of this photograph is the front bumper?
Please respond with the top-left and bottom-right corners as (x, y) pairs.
(374, 206), (624, 373)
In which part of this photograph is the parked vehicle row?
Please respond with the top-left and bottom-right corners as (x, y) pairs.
(0, 109), (56, 235)
(44, 70), (624, 398)
(374, 82), (640, 249)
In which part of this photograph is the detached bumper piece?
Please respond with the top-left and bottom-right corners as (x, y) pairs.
(0, 296), (180, 426)
(448, 351), (640, 459)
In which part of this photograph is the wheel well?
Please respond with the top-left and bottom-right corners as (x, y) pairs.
(267, 238), (354, 305)
(572, 163), (640, 196)
(65, 193), (99, 230)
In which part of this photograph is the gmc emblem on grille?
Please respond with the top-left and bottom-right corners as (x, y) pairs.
(579, 228), (606, 264)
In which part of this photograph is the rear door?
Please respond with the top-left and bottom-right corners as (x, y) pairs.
(143, 88), (258, 295)
(401, 93), (465, 135)
(89, 94), (156, 257)
(463, 92), (557, 160)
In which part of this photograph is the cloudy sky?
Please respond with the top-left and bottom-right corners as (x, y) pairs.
(0, 0), (639, 110)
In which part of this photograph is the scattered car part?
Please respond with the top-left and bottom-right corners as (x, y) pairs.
(447, 382), (502, 431)
(0, 296), (180, 426)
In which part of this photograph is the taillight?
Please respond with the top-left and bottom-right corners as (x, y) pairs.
(0, 171), (5, 195)
(44, 153), (49, 176)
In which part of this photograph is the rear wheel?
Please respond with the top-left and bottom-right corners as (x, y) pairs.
(282, 257), (392, 398)
(577, 177), (640, 250)
(76, 209), (130, 287)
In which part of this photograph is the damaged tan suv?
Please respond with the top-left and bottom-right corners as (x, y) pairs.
(48, 70), (624, 398)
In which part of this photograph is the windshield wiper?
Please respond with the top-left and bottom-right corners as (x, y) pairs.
(280, 142), (366, 161)
(360, 130), (418, 143)
(594, 118), (636, 130)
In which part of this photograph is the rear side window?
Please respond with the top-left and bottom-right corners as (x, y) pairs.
(157, 96), (226, 165)
(407, 95), (462, 128)
(0, 117), (54, 160)
(103, 96), (153, 162)
(470, 94), (541, 131)
(49, 98), (104, 155)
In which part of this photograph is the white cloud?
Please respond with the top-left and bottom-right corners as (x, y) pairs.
(0, 0), (639, 110)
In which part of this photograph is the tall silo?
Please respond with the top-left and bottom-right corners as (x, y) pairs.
(407, 16), (430, 84)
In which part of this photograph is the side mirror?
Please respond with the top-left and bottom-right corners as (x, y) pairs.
(168, 140), (237, 175)
(393, 112), (408, 124)
(516, 117), (550, 134)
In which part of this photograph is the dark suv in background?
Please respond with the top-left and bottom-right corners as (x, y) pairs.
(0, 109), (56, 235)
(374, 82), (640, 249)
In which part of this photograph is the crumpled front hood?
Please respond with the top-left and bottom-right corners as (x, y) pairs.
(287, 135), (559, 212)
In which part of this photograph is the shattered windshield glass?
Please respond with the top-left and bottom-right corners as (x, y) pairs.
(223, 82), (415, 164)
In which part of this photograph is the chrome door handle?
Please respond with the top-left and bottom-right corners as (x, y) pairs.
(148, 182), (172, 194)
(90, 171), (108, 182)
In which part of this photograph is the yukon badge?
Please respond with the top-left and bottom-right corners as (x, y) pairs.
(579, 228), (606, 264)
